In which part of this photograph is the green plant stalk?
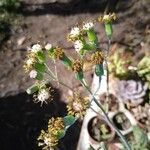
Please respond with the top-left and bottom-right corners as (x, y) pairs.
(105, 38), (111, 112)
(80, 80), (131, 150)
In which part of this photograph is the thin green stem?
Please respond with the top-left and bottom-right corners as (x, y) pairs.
(53, 60), (59, 87)
(45, 71), (73, 92)
(44, 63), (56, 78)
(105, 38), (111, 112)
(93, 76), (101, 95)
(58, 80), (74, 91)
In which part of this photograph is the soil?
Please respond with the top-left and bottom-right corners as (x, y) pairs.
(0, 0), (149, 150)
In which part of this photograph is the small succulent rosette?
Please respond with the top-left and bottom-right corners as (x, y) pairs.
(110, 79), (148, 106)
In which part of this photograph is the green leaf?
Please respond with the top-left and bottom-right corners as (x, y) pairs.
(26, 84), (39, 94)
(48, 48), (55, 58)
(87, 29), (98, 46)
(104, 23), (113, 39)
(56, 130), (66, 139)
(75, 71), (84, 81)
(83, 43), (95, 50)
(37, 51), (46, 63)
(34, 63), (46, 73)
(95, 64), (104, 76)
(36, 72), (44, 80)
(61, 55), (72, 68)
(63, 115), (76, 128)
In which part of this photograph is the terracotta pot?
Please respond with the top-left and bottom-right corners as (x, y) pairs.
(112, 111), (132, 135)
(87, 116), (115, 145)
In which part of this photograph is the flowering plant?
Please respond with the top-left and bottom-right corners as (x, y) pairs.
(24, 13), (133, 150)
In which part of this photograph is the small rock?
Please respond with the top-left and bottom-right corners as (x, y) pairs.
(17, 37), (26, 46)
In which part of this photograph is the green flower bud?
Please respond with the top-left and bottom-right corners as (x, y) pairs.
(104, 23), (113, 39)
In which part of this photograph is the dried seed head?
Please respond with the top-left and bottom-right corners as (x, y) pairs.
(23, 52), (37, 72)
(67, 92), (89, 119)
(91, 51), (104, 64)
(38, 130), (58, 148)
(54, 47), (64, 59)
(48, 117), (65, 135)
(38, 117), (65, 150)
(72, 60), (83, 73)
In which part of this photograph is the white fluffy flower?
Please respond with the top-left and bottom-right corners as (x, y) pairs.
(29, 70), (37, 79)
(70, 27), (80, 37)
(37, 89), (50, 102)
(31, 44), (42, 53)
(45, 43), (52, 50)
(74, 40), (83, 53)
(26, 58), (34, 65)
(83, 22), (94, 30)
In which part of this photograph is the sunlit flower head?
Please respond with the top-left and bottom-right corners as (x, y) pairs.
(83, 22), (94, 30)
(70, 27), (80, 37)
(74, 40), (83, 53)
(67, 27), (81, 42)
(34, 87), (53, 106)
(98, 13), (116, 23)
(31, 44), (42, 53)
(24, 54), (36, 72)
(45, 43), (52, 50)
(67, 92), (89, 119)
(38, 130), (58, 150)
(29, 70), (37, 79)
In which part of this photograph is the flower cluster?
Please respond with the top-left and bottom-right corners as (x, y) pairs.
(24, 44), (43, 72)
(23, 52), (37, 72)
(24, 13), (122, 150)
(33, 86), (54, 106)
(38, 117), (65, 150)
(67, 26), (81, 42)
(67, 92), (89, 119)
(83, 22), (94, 31)
(67, 21), (96, 55)
(74, 40), (83, 53)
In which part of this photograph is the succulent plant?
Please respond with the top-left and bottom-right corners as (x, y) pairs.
(111, 79), (148, 106)
(132, 104), (150, 132)
(108, 47), (132, 78)
(137, 56), (150, 100)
